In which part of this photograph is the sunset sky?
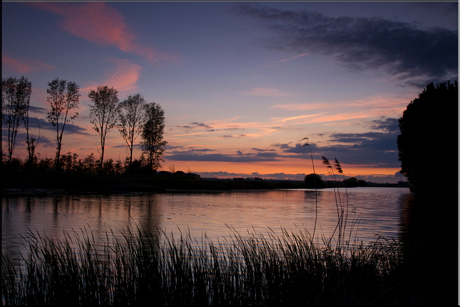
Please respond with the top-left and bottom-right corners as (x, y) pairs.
(2, 2), (458, 183)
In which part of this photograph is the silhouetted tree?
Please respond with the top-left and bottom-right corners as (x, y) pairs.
(343, 177), (359, 187)
(2, 76), (31, 162)
(128, 154), (149, 174)
(24, 117), (40, 167)
(397, 81), (458, 192)
(37, 156), (53, 172)
(19, 79), (40, 166)
(60, 151), (73, 172)
(141, 102), (167, 171)
(102, 158), (116, 175)
(304, 173), (325, 189)
(82, 153), (98, 174)
(118, 93), (146, 167)
(46, 78), (80, 170)
(114, 159), (123, 174)
(88, 86), (119, 172)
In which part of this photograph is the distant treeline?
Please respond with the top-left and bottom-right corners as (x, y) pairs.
(1, 152), (409, 193)
(0, 152), (305, 192)
(1, 151), (202, 193)
(2, 151), (155, 176)
(302, 172), (408, 188)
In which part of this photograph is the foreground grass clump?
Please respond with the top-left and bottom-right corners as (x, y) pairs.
(2, 226), (412, 306)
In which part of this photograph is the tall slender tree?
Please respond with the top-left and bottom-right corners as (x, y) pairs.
(88, 85), (120, 171)
(2, 76), (31, 162)
(22, 80), (40, 165)
(24, 117), (40, 166)
(46, 78), (80, 170)
(118, 93), (146, 167)
(141, 102), (167, 171)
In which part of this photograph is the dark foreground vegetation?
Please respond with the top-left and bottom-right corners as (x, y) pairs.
(0, 224), (441, 306)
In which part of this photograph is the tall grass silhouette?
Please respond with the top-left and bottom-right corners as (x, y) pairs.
(2, 225), (405, 306)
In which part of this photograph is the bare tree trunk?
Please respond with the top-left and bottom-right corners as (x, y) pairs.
(100, 146), (105, 172)
(100, 126), (105, 172)
(129, 144), (133, 166)
(55, 124), (61, 170)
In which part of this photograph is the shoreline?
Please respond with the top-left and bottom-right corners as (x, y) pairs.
(1, 180), (411, 196)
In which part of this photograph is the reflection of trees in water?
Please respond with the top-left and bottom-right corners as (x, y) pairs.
(138, 194), (162, 242)
(398, 192), (416, 238)
(398, 191), (457, 304)
(303, 191), (324, 212)
(399, 191), (457, 244)
(114, 194), (163, 244)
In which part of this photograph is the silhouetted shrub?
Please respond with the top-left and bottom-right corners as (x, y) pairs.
(344, 177), (358, 187)
(37, 157), (53, 172)
(304, 173), (325, 188)
(82, 153), (99, 174)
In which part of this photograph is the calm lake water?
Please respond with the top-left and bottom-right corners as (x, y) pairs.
(2, 187), (413, 262)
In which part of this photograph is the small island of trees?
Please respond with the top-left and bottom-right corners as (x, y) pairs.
(304, 174), (370, 188)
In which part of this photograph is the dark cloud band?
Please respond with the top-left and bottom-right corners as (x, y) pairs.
(234, 4), (458, 87)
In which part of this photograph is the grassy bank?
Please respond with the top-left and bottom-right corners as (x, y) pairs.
(2, 225), (426, 306)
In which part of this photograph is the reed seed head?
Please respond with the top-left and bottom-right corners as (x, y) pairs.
(321, 156), (332, 168)
(334, 158), (343, 174)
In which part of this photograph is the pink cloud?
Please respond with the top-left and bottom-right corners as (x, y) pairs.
(279, 113), (329, 123)
(272, 111), (383, 126)
(272, 52), (311, 64)
(271, 95), (409, 118)
(31, 2), (177, 62)
(271, 102), (330, 111)
(104, 58), (142, 92)
(242, 87), (293, 97)
(82, 58), (142, 93)
(2, 53), (56, 73)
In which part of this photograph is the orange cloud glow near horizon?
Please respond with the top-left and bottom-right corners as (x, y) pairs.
(161, 158), (402, 180)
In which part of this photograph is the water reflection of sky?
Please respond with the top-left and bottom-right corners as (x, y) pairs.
(2, 188), (411, 261)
